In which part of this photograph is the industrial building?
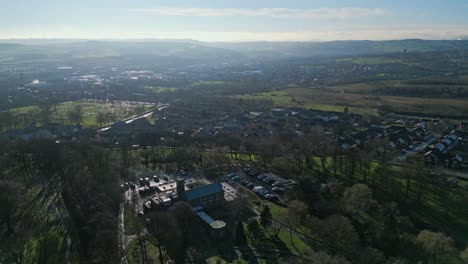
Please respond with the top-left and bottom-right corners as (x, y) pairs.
(176, 178), (227, 239)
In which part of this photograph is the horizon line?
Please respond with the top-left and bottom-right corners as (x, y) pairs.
(1, 37), (467, 44)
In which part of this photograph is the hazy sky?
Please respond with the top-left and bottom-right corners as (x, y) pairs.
(1, 0), (468, 41)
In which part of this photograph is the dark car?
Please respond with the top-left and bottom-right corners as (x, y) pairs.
(248, 170), (259, 176)
(268, 195), (279, 201)
(263, 177), (275, 184)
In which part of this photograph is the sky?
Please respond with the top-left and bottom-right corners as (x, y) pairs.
(1, 0), (468, 42)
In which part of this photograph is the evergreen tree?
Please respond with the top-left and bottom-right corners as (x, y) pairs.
(260, 205), (272, 227)
(235, 221), (247, 246)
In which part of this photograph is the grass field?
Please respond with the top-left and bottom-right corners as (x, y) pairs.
(236, 85), (468, 118)
(144, 86), (178, 94)
(124, 204), (143, 236)
(191, 81), (231, 87)
(127, 238), (162, 264)
(6, 99), (155, 128)
(236, 90), (377, 116)
(243, 220), (314, 261)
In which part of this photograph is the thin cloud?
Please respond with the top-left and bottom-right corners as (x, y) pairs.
(128, 7), (390, 19)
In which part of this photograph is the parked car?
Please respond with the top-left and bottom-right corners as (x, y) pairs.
(272, 187), (285, 193)
(247, 183), (255, 189)
(248, 170), (259, 176)
(253, 186), (265, 194)
(271, 181), (282, 187)
(263, 177), (275, 184)
(232, 176), (241, 181)
(257, 175), (267, 180)
(283, 180), (296, 189)
(267, 195), (279, 201)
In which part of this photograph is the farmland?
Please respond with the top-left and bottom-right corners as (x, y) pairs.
(237, 83), (468, 119)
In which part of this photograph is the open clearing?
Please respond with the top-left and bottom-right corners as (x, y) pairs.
(6, 99), (155, 128)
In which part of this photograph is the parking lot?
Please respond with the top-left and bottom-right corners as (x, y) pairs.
(224, 168), (295, 202)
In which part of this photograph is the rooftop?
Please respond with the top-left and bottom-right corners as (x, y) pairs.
(210, 220), (226, 229)
(185, 182), (223, 201)
(196, 211), (214, 225)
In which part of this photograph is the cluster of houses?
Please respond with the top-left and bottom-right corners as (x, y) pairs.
(424, 131), (465, 169)
(100, 106), (361, 143)
(1, 123), (94, 142)
(336, 117), (466, 170)
(339, 124), (429, 151)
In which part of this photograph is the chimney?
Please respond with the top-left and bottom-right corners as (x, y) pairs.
(176, 177), (186, 201)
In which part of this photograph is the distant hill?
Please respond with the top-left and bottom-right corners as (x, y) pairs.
(0, 40), (246, 65)
(1, 39), (468, 64)
(205, 39), (468, 58)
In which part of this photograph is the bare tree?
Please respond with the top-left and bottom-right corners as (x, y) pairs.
(67, 105), (84, 125)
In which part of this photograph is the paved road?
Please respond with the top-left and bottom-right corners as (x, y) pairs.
(98, 103), (169, 133)
(119, 203), (129, 264)
(120, 188), (143, 264)
(437, 168), (468, 180)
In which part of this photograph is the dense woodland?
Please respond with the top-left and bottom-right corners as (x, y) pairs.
(0, 140), (121, 263)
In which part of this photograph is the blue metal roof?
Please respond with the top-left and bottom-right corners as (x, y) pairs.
(185, 183), (223, 201)
(196, 211), (214, 225)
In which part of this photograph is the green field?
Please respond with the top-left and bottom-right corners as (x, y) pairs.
(5, 100), (155, 128)
(144, 86), (178, 94)
(191, 81), (231, 87)
(236, 90), (377, 116)
(127, 238), (162, 264)
(236, 85), (468, 118)
(124, 204), (143, 235)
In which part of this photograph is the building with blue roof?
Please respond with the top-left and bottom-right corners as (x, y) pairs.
(176, 179), (224, 208)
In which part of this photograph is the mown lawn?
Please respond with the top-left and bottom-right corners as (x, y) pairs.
(242, 220), (314, 262)
(276, 230), (313, 256)
(127, 238), (162, 264)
